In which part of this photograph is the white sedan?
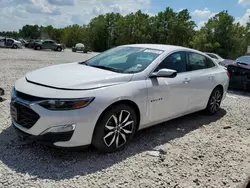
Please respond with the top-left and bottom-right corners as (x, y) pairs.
(11, 44), (229, 153)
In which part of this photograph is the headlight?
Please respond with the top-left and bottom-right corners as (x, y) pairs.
(38, 97), (94, 110)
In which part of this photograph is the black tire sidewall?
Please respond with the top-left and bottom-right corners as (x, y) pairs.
(92, 104), (138, 153)
(13, 45), (17, 49)
(57, 47), (62, 52)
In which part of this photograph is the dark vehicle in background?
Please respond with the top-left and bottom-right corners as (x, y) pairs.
(0, 38), (22, 49)
(25, 40), (42, 48)
(72, 43), (87, 53)
(33, 39), (65, 52)
(18, 39), (28, 46)
(227, 55), (250, 91)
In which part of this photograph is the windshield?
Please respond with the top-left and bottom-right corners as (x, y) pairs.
(236, 56), (250, 64)
(83, 46), (163, 73)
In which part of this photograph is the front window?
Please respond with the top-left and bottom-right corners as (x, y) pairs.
(155, 51), (186, 73)
(83, 46), (163, 73)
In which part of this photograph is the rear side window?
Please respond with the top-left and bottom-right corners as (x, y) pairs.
(187, 52), (215, 71)
(206, 57), (216, 68)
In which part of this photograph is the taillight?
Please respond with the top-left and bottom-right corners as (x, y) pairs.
(227, 71), (230, 77)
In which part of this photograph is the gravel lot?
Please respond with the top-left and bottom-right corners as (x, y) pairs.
(0, 48), (250, 188)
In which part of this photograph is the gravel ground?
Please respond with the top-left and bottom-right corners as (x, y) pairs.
(0, 48), (250, 188)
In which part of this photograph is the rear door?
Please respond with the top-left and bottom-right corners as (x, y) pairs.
(185, 52), (216, 111)
(0, 39), (5, 47)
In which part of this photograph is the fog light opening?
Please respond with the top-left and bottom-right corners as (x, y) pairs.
(40, 124), (76, 135)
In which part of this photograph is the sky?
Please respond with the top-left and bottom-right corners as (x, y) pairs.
(0, 0), (250, 31)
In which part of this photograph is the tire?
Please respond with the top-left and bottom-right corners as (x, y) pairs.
(36, 46), (41, 50)
(57, 47), (62, 52)
(206, 87), (223, 115)
(92, 104), (138, 153)
(13, 44), (18, 49)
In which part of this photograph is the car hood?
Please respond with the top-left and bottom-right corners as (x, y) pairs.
(25, 62), (133, 90)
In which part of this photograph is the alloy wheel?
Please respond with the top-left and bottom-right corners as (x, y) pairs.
(210, 90), (222, 113)
(103, 110), (134, 148)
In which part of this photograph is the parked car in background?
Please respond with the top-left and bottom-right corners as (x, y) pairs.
(204, 52), (224, 64)
(33, 39), (65, 51)
(11, 44), (229, 153)
(236, 55), (250, 65)
(0, 38), (22, 49)
(227, 55), (250, 91)
(24, 40), (42, 48)
(72, 43), (87, 53)
(218, 59), (235, 67)
(18, 39), (28, 46)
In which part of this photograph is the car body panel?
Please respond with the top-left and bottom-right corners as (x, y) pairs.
(25, 62), (133, 90)
(12, 44), (229, 147)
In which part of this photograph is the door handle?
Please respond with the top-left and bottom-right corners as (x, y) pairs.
(183, 78), (190, 84)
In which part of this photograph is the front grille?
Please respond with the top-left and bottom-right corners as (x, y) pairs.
(16, 90), (46, 102)
(12, 102), (40, 129)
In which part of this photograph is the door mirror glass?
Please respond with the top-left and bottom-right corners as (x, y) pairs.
(151, 68), (177, 78)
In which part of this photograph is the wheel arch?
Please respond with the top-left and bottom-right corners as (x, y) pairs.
(94, 99), (141, 132)
(213, 84), (224, 93)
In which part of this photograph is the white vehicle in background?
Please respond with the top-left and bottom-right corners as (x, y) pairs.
(11, 44), (229, 153)
(72, 43), (87, 53)
(205, 52), (224, 64)
(0, 38), (22, 49)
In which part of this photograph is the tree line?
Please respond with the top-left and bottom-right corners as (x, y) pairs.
(0, 8), (249, 59)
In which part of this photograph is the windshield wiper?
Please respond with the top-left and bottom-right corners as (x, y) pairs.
(79, 61), (88, 65)
(89, 65), (123, 73)
(237, 62), (249, 66)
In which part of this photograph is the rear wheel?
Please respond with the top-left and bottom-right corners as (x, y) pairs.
(206, 87), (223, 115)
(57, 47), (62, 52)
(92, 104), (138, 153)
(36, 46), (41, 50)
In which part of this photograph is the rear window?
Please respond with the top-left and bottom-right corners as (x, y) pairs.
(207, 53), (218, 59)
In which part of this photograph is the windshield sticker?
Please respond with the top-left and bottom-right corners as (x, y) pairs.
(144, 49), (163, 54)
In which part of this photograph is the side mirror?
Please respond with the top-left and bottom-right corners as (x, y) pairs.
(150, 68), (177, 78)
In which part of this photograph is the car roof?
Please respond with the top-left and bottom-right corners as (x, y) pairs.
(123, 44), (200, 53)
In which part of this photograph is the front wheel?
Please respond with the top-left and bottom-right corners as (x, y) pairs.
(206, 87), (223, 115)
(12, 44), (18, 49)
(57, 47), (62, 52)
(92, 104), (138, 153)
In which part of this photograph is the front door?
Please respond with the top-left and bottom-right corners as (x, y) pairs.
(146, 51), (190, 125)
(42, 41), (50, 49)
(6, 39), (14, 48)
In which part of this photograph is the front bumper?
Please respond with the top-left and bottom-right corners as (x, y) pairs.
(13, 122), (74, 146)
(10, 87), (100, 148)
